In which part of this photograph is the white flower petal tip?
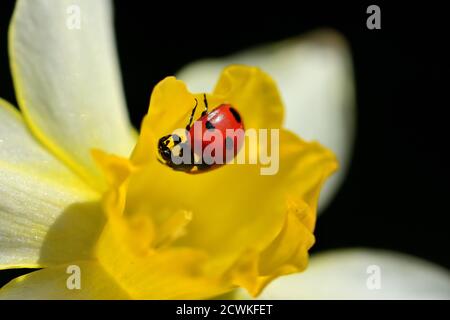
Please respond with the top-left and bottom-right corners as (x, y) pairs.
(257, 248), (450, 300)
(176, 29), (356, 212)
(9, 0), (136, 188)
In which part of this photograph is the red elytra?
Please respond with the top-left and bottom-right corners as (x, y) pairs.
(188, 104), (245, 165)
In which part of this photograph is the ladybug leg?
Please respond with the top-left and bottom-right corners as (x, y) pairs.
(201, 93), (209, 116)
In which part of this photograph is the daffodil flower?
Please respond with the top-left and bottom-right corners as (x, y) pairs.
(0, 0), (336, 299)
(1, 0), (449, 300)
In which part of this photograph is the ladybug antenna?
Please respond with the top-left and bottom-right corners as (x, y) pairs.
(186, 98), (198, 131)
(202, 93), (209, 116)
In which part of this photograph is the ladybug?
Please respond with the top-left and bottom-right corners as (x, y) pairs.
(158, 94), (245, 173)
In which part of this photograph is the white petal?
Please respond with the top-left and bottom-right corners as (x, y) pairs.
(9, 0), (136, 188)
(177, 29), (355, 211)
(0, 261), (129, 299)
(258, 248), (450, 299)
(0, 99), (101, 269)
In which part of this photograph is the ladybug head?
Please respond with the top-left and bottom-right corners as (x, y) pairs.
(157, 134), (182, 165)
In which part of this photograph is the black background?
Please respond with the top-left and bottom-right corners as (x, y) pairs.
(0, 1), (448, 287)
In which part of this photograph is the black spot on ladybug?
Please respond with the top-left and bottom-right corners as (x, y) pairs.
(205, 121), (215, 130)
(229, 107), (241, 123)
(225, 137), (234, 150)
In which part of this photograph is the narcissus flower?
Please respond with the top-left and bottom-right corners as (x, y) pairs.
(0, 0), (336, 299)
(1, 0), (449, 300)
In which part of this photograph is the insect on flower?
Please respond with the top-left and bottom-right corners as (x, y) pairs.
(158, 94), (245, 173)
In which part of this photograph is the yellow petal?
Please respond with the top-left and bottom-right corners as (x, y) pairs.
(9, 0), (136, 189)
(0, 99), (101, 269)
(212, 65), (284, 129)
(144, 77), (198, 144)
(91, 149), (134, 187)
(95, 65), (338, 298)
(0, 261), (129, 299)
(227, 130), (336, 296)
